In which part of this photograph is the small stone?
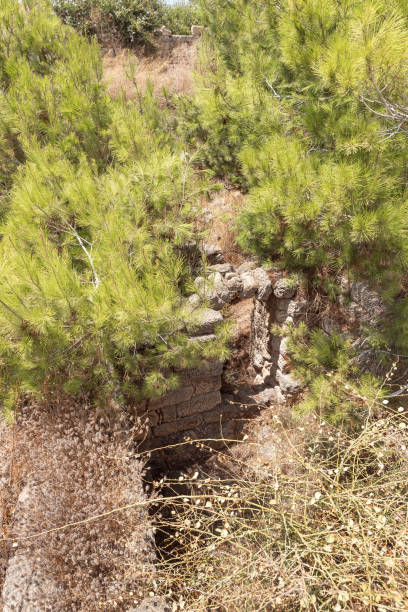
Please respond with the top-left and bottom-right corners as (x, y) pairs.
(209, 263), (233, 274)
(287, 300), (308, 319)
(274, 278), (297, 299)
(187, 293), (201, 310)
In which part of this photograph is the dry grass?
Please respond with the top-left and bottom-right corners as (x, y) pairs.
(200, 189), (247, 266)
(103, 43), (198, 99)
(149, 402), (408, 611)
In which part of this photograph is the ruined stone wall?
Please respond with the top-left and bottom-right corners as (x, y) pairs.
(153, 25), (203, 54)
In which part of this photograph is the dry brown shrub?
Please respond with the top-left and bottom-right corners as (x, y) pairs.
(0, 398), (155, 610)
(151, 407), (408, 611)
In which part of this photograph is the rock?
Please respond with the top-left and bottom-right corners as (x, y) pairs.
(277, 352), (291, 374)
(250, 299), (274, 371)
(203, 243), (225, 264)
(321, 317), (339, 334)
(194, 273), (231, 309)
(348, 281), (386, 324)
(191, 308), (223, 336)
(276, 370), (302, 395)
(132, 596), (172, 612)
(241, 272), (259, 298)
(209, 263), (233, 274)
(2, 555), (64, 612)
(187, 293), (201, 310)
(159, 25), (172, 36)
(274, 278), (297, 299)
(236, 261), (257, 274)
(191, 25), (204, 37)
(224, 274), (243, 298)
(189, 334), (217, 343)
(287, 300), (308, 320)
(252, 268), (272, 300)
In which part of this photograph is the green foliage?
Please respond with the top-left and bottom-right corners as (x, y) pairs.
(53, 0), (164, 46)
(288, 323), (383, 426)
(187, 0), (408, 292)
(0, 0), (226, 409)
(162, 0), (199, 35)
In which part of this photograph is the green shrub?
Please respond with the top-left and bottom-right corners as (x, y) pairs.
(0, 0), (226, 412)
(187, 0), (408, 291)
(53, 0), (164, 46)
(162, 0), (199, 35)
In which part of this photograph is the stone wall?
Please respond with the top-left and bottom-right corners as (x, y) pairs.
(153, 25), (203, 53)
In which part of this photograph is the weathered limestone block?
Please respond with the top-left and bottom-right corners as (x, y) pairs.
(250, 295), (274, 371)
(190, 308), (223, 336)
(348, 281), (386, 325)
(210, 263), (233, 274)
(273, 278), (297, 299)
(177, 391), (221, 418)
(241, 271), (259, 298)
(195, 273), (231, 309)
(191, 25), (204, 37)
(193, 375), (222, 396)
(287, 300), (308, 320)
(202, 243), (224, 264)
(188, 334), (217, 343)
(236, 261), (257, 274)
(153, 413), (202, 438)
(187, 360), (224, 378)
(224, 274), (243, 298)
(149, 385), (194, 409)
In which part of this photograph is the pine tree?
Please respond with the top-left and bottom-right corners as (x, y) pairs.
(0, 0), (226, 412)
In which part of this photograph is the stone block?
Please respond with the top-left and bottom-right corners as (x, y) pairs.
(149, 385), (194, 409)
(190, 308), (223, 336)
(210, 263), (233, 274)
(153, 414), (202, 438)
(191, 25), (204, 36)
(274, 278), (297, 299)
(287, 300), (308, 319)
(186, 360), (224, 378)
(241, 272), (258, 298)
(177, 390), (221, 418)
(193, 375), (222, 396)
(160, 404), (178, 423)
(189, 334), (217, 343)
(236, 261), (257, 274)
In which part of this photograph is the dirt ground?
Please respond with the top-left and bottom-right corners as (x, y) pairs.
(103, 42), (198, 99)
